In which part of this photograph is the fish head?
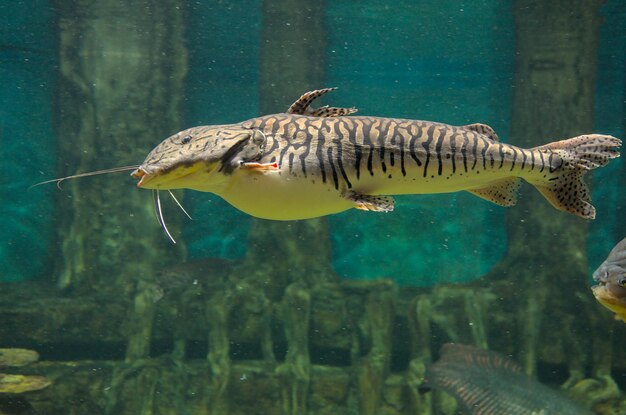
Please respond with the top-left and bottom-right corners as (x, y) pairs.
(131, 125), (267, 191)
(593, 265), (626, 299)
(592, 237), (626, 319)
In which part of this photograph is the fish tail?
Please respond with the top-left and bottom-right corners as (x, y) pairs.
(529, 134), (621, 219)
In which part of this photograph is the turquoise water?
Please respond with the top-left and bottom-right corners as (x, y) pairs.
(182, 0), (515, 285)
(1, 2), (625, 414)
(0, 1), (56, 281)
(1, 1), (624, 284)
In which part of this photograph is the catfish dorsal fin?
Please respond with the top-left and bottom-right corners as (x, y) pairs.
(461, 123), (499, 142)
(287, 88), (358, 117)
(288, 88), (336, 114)
(309, 106), (357, 117)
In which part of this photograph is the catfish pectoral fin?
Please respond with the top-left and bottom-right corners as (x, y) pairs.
(240, 162), (279, 172)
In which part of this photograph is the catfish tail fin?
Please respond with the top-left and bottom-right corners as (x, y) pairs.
(530, 134), (621, 219)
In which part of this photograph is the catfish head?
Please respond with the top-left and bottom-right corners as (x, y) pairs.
(131, 125), (267, 191)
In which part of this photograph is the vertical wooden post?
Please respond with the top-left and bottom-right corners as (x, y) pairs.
(356, 287), (395, 415)
(231, 3), (332, 414)
(54, 0), (187, 292)
(237, 0), (335, 298)
(491, 0), (604, 375)
(277, 282), (312, 415)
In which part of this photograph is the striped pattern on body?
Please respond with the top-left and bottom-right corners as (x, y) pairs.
(241, 114), (592, 203)
(132, 89), (620, 220)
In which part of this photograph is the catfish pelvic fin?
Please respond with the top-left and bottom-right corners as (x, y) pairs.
(345, 191), (394, 212)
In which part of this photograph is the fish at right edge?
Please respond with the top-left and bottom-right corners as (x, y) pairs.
(592, 237), (626, 323)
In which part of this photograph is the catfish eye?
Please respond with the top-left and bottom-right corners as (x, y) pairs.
(181, 135), (192, 144)
(618, 276), (626, 287)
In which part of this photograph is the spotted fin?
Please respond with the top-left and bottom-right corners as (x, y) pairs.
(467, 177), (521, 207)
(309, 106), (357, 117)
(344, 191), (394, 212)
(461, 123), (500, 142)
(287, 88), (358, 117)
(531, 134), (621, 219)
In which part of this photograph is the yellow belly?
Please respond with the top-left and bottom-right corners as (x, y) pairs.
(216, 161), (520, 220)
(218, 171), (353, 220)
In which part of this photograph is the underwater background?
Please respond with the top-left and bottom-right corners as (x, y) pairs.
(2, 0), (625, 285)
(0, 0), (625, 414)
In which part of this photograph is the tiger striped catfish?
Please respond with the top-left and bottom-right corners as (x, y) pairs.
(131, 88), (621, 221)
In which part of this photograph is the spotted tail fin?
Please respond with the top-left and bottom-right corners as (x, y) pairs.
(530, 134), (621, 219)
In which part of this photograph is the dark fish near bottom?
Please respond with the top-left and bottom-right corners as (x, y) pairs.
(155, 258), (232, 290)
(148, 258), (232, 302)
(422, 343), (592, 415)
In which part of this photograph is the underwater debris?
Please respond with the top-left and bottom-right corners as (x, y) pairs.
(0, 374), (50, 394)
(0, 348), (51, 394)
(0, 349), (39, 368)
(421, 343), (593, 415)
(132, 258), (232, 304)
(154, 258), (231, 293)
(592, 237), (626, 323)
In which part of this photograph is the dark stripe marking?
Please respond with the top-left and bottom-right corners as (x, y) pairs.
(509, 148), (517, 171)
(422, 125), (435, 177)
(461, 134), (468, 172)
(409, 135), (422, 167)
(435, 130), (445, 175)
(480, 138), (487, 170)
(327, 146), (339, 190)
(316, 126), (327, 183)
(335, 138), (352, 189)
(449, 133), (457, 174)
(471, 135), (479, 170)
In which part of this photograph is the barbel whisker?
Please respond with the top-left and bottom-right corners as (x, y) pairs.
(30, 165), (141, 189)
(154, 189), (176, 244)
(152, 190), (159, 222)
(167, 190), (192, 220)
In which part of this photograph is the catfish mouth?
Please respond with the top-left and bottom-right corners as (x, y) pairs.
(131, 166), (171, 188)
(131, 162), (219, 190)
(131, 167), (153, 188)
